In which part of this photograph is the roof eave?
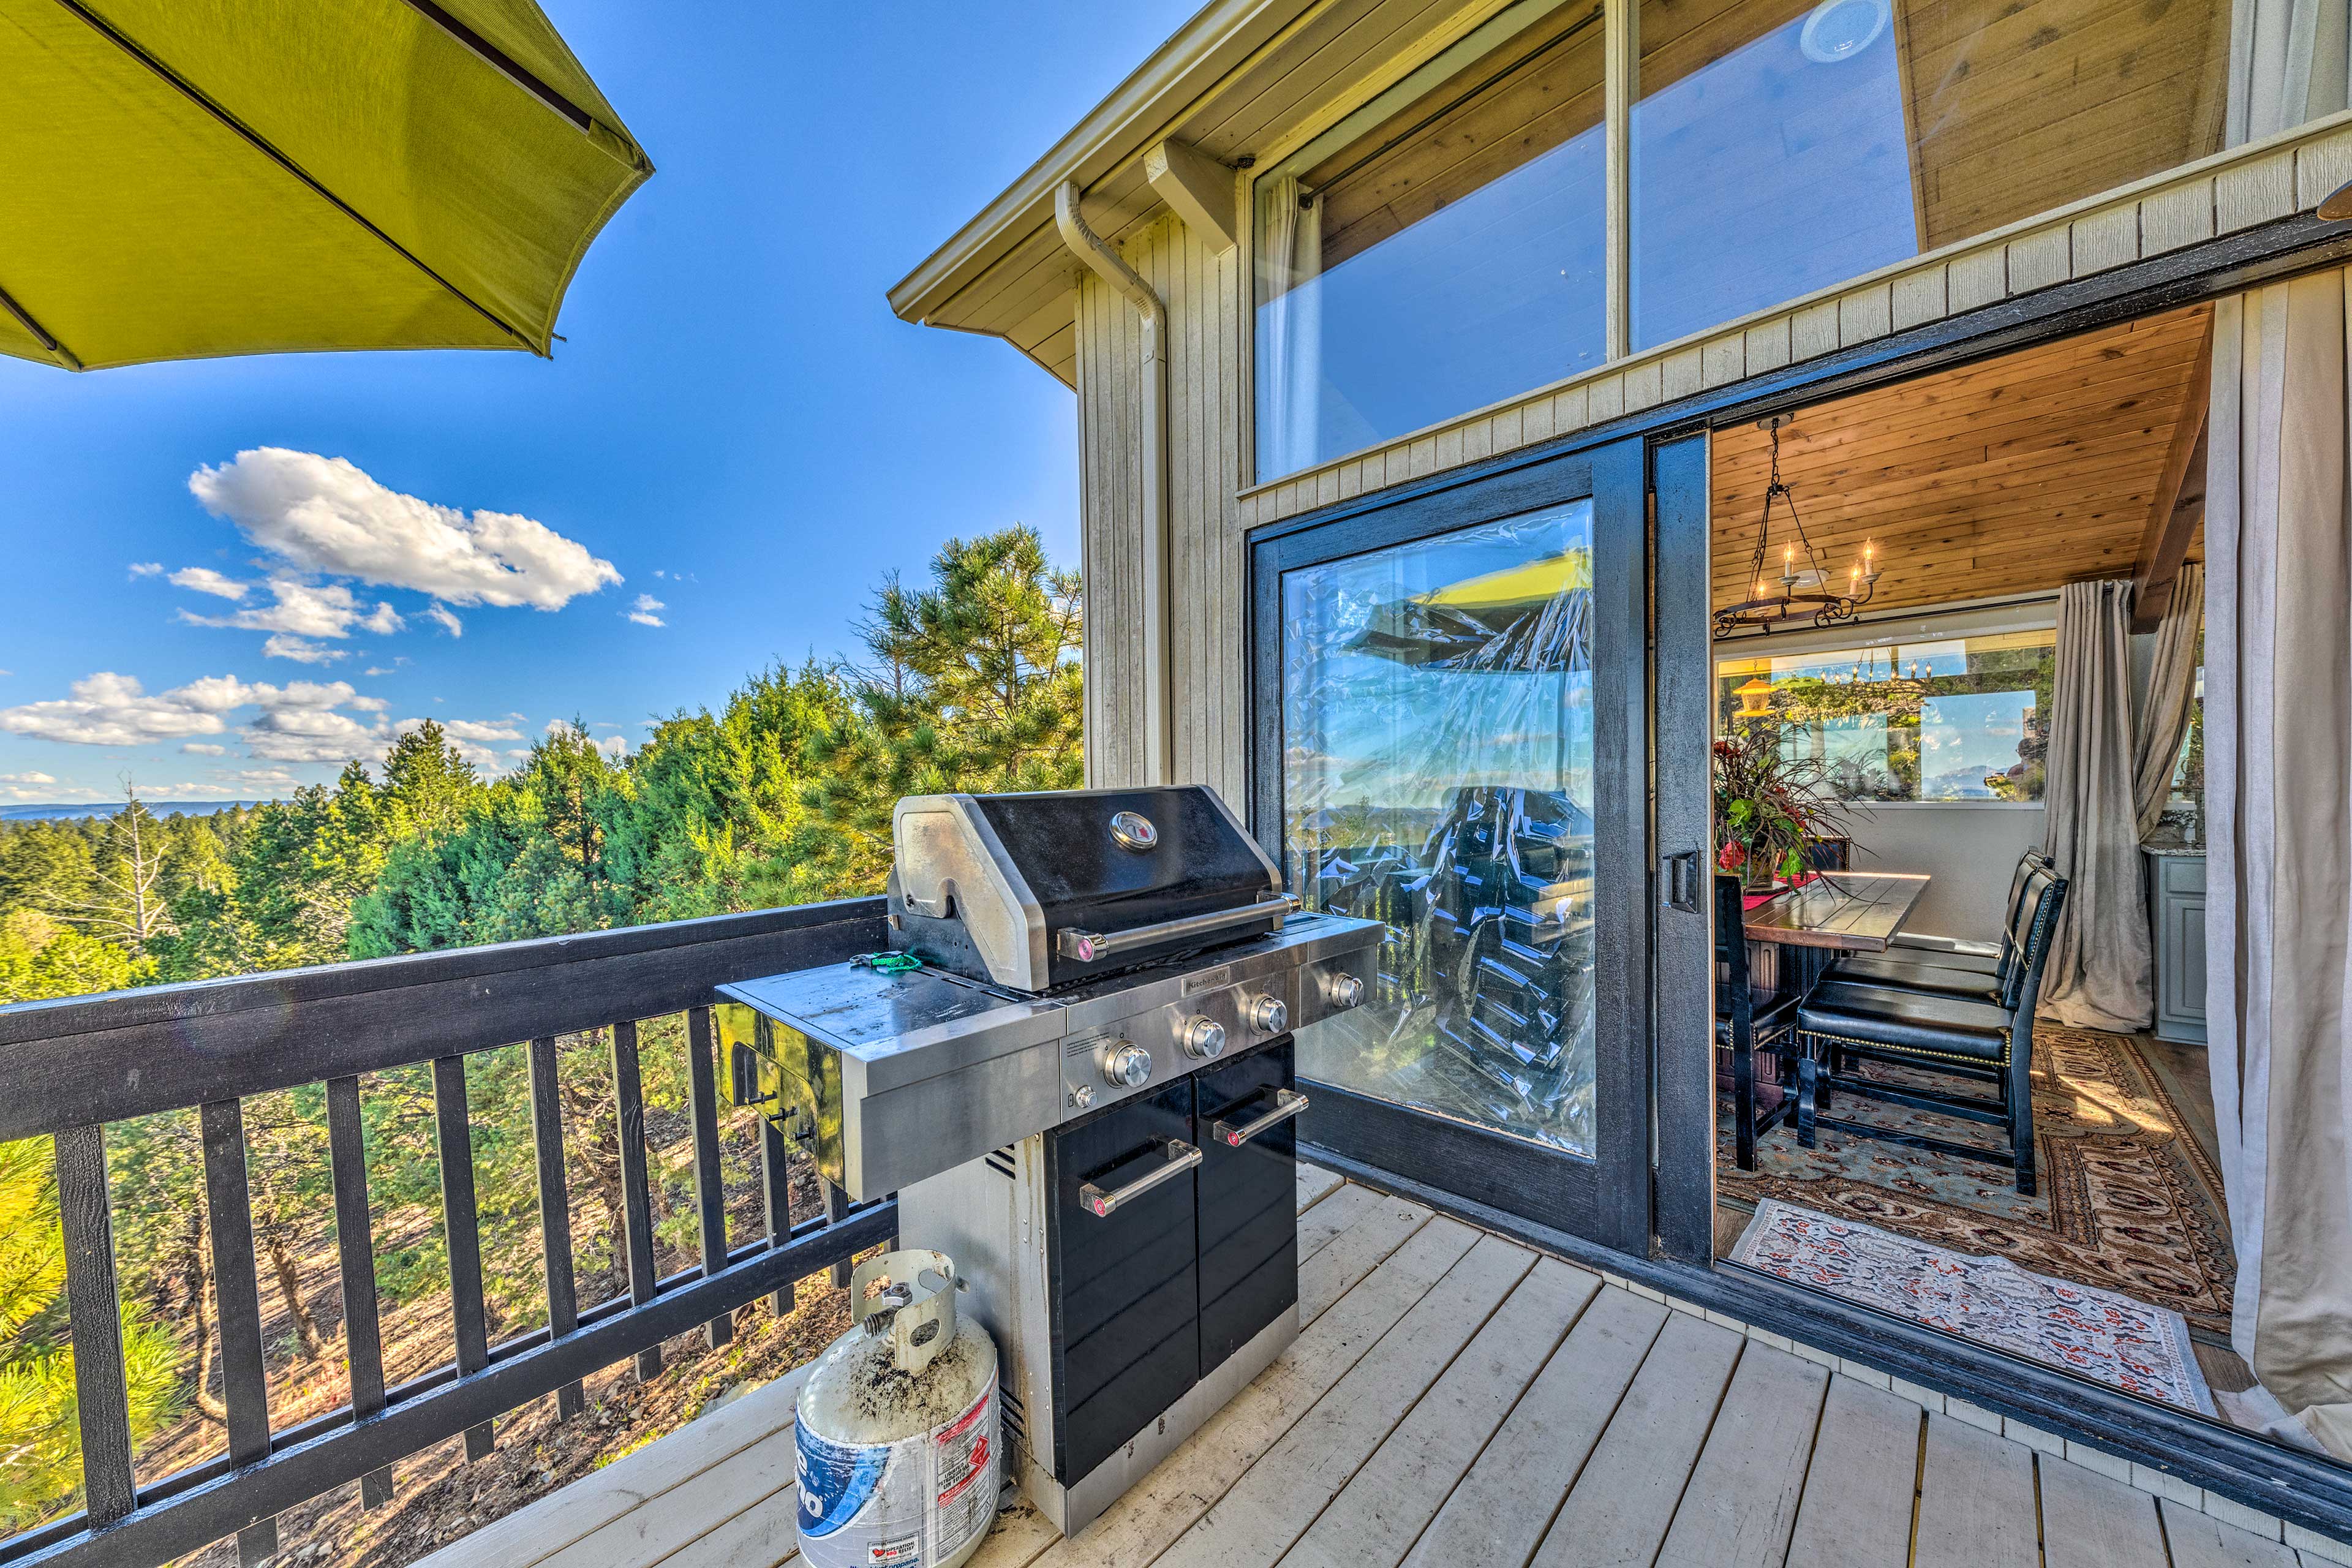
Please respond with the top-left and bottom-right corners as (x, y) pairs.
(886, 0), (1312, 327)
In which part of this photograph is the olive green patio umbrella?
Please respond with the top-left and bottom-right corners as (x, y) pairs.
(1, 0), (650, 371)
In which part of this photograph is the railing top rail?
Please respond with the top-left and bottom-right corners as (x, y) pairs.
(0, 895), (888, 1140)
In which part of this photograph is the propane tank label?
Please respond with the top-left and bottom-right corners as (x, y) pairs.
(797, 1374), (999, 1568)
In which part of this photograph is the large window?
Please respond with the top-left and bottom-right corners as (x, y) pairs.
(1283, 503), (1599, 1155)
(1715, 627), (2056, 802)
(1254, 0), (2243, 481)
(1254, 0), (1607, 479)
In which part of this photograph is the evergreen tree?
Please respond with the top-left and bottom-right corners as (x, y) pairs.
(786, 525), (1083, 899)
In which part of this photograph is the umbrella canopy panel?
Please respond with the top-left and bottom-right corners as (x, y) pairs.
(0, 0), (651, 369)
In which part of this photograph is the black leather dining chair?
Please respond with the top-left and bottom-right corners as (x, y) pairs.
(1792, 864), (2068, 1194)
(1717, 872), (1804, 1170)
(1823, 847), (2052, 1003)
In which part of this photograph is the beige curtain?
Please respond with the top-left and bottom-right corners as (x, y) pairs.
(2206, 269), (2352, 1461)
(2131, 564), (2205, 841)
(2038, 579), (2155, 1031)
(2226, 0), (2351, 143)
(1256, 175), (1324, 477)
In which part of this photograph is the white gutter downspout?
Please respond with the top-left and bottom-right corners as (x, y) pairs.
(1056, 179), (1174, 786)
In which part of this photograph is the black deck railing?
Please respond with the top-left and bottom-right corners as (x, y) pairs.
(0, 896), (894, 1568)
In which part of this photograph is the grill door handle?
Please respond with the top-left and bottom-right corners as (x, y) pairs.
(1058, 895), (1300, 963)
(1212, 1088), (1309, 1148)
(1078, 1139), (1202, 1218)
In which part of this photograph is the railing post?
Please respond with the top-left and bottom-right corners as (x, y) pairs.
(527, 1036), (586, 1420)
(610, 1020), (662, 1381)
(685, 1006), (733, 1349)
(432, 1056), (496, 1460)
(53, 1123), (136, 1527)
(326, 1075), (395, 1509)
(199, 1099), (279, 1567)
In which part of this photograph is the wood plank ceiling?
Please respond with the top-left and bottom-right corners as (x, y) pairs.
(1708, 302), (2213, 616)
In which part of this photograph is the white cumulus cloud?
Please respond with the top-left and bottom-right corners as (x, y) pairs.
(181, 579), (402, 643)
(262, 633), (346, 664)
(188, 448), (621, 610)
(0, 671), (391, 763)
(0, 772), (57, 785)
(129, 562), (164, 578)
(424, 605), (463, 638)
(169, 567), (250, 600)
(182, 743), (227, 756)
(627, 593), (665, 628)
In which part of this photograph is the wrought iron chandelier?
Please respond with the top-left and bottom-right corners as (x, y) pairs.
(1712, 414), (1885, 639)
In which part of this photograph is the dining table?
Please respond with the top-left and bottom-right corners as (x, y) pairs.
(1728, 870), (1932, 1167)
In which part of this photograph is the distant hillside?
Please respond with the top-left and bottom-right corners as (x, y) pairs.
(0, 799), (267, 822)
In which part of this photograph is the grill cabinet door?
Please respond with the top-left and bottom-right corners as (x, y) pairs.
(1194, 1038), (1299, 1376)
(1045, 1080), (1199, 1482)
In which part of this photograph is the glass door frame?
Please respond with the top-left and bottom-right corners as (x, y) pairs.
(1247, 436), (1654, 1254)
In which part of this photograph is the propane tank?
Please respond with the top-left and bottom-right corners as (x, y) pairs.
(796, 1248), (1001, 1568)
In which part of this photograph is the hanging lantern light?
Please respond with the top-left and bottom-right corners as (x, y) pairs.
(1713, 414), (1887, 639)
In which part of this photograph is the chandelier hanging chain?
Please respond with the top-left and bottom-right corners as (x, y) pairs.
(1713, 416), (1887, 641)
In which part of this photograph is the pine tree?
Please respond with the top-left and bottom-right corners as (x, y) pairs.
(786, 526), (1084, 899)
(0, 1139), (182, 1533)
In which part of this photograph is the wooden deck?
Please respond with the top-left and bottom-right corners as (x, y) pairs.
(422, 1167), (2344, 1568)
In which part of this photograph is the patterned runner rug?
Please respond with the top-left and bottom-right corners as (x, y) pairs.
(1730, 1197), (2217, 1414)
(1717, 1023), (2234, 1335)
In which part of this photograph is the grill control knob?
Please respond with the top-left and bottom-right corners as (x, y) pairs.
(1178, 1014), (1227, 1059)
(1104, 1042), (1154, 1088)
(1069, 1084), (1096, 1111)
(1322, 971), (1366, 1010)
(1243, 994), (1288, 1034)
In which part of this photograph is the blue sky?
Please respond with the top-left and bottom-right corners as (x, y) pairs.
(0, 2), (1196, 805)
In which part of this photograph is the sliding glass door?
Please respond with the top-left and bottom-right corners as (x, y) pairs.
(1253, 439), (1654, 1250)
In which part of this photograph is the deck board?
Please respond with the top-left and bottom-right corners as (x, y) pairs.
(1398, 1281), (1667, 1568)
(1275, 1258), (1597, 1568)
(2040, 1457), (2169, 1568)
(1653, 1344), (1831, 1568)
(1784, 1374), (1924, 1568)
(416, 1166), (2352, 1568)
(1526, 1311), (1747, 1568)
(1915, 1413), (2041, 1568)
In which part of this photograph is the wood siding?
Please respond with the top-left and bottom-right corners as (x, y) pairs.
(1078, 216), (1252, 798)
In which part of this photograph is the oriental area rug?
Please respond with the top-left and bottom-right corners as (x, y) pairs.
(1716, 1024), (2234, 1336)
(1730, 1197), (2217, 1415)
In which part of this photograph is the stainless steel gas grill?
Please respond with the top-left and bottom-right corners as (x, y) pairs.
(714, 786), (1383, 1536)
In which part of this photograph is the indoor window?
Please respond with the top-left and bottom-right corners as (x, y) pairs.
(1716, 627), (2056, 802)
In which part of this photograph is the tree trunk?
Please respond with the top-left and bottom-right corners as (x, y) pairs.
(260, 1219), (325, 1362)
(184, 1206), (227, 1427)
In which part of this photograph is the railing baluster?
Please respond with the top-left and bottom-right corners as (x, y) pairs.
(432, 1056), (496, 1461)
(823, 1179), (851, 1288)
(758, 1116), (793, 1316)
(610, 1020), (662, 1381)
(527, 1036), (586, 1420)
(53, 1123), (135, 1526)
(198, 1099), (279, 1567)
(684, 1006), (733, 1350)
(326, 1074), (395, 1509)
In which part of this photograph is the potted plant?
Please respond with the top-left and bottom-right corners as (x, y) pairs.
(1713, 729), (1848, 894)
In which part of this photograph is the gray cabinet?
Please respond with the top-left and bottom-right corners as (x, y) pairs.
(2144, 849), (2206, 1044)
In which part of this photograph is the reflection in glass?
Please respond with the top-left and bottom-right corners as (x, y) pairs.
(1254, 0), (1607, 480)
(1632, 0), (2230, 353)
(1283, 502), (1598, 1156)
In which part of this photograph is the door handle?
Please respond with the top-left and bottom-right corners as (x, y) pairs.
(1663, 849), (1700, 913)
(1212, 1088), (1309, 1147)
(1078, 1139), (1202, 1218)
